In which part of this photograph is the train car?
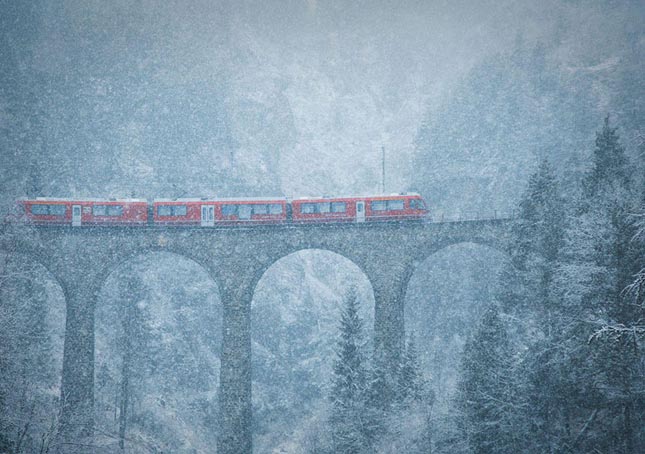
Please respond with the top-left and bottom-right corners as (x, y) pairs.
(153, 197), (288, 226)
(215, 198), (288, 225)
(18, 198), (148, 226)
(364, 193), (428, 222)
(291, 193), (428, 224)
(152, 198), (207, 226)
(290, 196), (357, 223)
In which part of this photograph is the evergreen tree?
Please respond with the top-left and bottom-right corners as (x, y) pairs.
(550, 116), (644, 452)
(456, 304), (520, 454)
(0, 256), (57, 453)
(499, 159), (565, 325)
(377, 333), (434, 454)
(398, 334), (425, 405)
(583, 115), (631, 200)
(362, 346), (391, 449)
(499, 159), (570, 452)
(329, 286), (369, 453)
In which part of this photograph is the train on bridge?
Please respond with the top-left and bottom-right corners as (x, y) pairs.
(12, 193), (428, 227)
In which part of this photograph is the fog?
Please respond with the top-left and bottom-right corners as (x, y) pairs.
(1, 1), (643, 453)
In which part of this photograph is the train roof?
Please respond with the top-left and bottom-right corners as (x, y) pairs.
(289, 192), (422, 200)
(154, 194), (422, 202)
(17, 193), (422, 203)
(19, 197), (147, 202)
(153, 197), (288, 202)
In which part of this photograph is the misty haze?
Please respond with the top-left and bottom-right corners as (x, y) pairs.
(1, 1), (644, 453)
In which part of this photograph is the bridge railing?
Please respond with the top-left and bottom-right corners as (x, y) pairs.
(430, 210), (516, 223)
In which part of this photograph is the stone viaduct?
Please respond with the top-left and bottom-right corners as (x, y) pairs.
(1, 219), (513, 453)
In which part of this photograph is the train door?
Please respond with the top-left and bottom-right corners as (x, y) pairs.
(72, 205), (82, 227)
(201, 205), (214, 227)
(356, 201), (365, 223)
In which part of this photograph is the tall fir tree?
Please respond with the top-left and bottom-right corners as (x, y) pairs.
(0, 256), (56, 453)
(498, 159), (565, 326)
(551, 116), (644, 452)
(379, 333), (433, 453)
(583, 115), (631, 201)
(329, 286), (369, 454)
(500, 159), (570, 452)
(455, 304), (520, 454)
(397, 333), (425, 405)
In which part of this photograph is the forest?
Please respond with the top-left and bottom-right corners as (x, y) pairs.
(1, 1), (644, 453)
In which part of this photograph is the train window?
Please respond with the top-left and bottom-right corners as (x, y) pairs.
(157, 205), (186, 216)
(331, 202), (346, 213)
(93, 205), (125, 216)
(269, 204), (283, 215)
(222, 204), (237, 216)
(31, 204), (49, 215)
(411, 199), (426, 210)
(253, 204), (268, 215)
(106, 205), (123, 216)
(317, 202), (330, 213)
(410, 199), (425, 210)
(173, 205), (187, 216)
(371, 201), (387, 211)
(387, 200), (405, 211)
(49, 205), (66, 216)
(301, 203), (315, 214)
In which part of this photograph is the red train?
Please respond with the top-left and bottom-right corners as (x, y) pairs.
(14, 194), (428, 227)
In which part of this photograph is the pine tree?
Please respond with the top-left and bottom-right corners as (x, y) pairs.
(329, 286), (369, 454)
(0, 256), (55, 452)
(550, 116), (644, 452)
(361, 346), (391, 449)
(378, 333), (434, 454)
(501, 159), (570, 452)
(455, 304), (520, 454)
(583, 114), (630, 200)
(398, 334), (425, 405)
(500, 159), (565, 326)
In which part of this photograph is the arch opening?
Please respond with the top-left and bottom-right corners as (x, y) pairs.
(251, 248), (375, 454)
(0, 252), (66, 452)
(405, 242), (512, 419)
(94, 251), (222, 453)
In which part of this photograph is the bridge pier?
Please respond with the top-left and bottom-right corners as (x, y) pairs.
(215, 258), (258, 454)
(365, 258), (415, 378)
(57, 272), (99, 453)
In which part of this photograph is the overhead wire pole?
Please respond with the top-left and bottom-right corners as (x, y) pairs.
(381, 146), (385, 193)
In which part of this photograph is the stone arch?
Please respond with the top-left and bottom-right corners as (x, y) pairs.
(249, 244), (372, 299)
(404, 241), (513, 404)
(405, 239), (514, 326)
(404, 227), (514, 324)
(93, 250), (223, 452)
(406, 237), (514, 315)
(250, 248), (376, 453)
(97, 246), (219, 293)
(0, 241), (67, 296)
